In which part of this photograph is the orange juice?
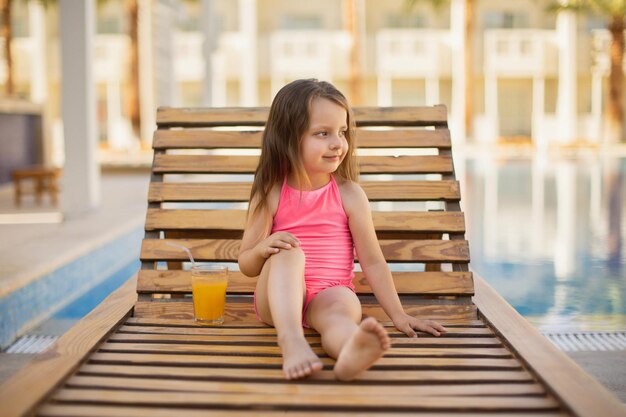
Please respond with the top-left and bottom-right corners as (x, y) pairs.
(191, 265), (228, 323)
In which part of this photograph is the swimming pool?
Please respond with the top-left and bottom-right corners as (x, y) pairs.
(463, 153), (626, 332)
(0, 227), (143, 349)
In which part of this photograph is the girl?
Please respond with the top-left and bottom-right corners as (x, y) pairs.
(238, 79), (446, 381)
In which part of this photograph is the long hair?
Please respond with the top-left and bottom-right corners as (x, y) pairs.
(248, 79), (359, 236)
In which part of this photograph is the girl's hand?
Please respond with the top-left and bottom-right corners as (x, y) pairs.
(255, 232), (301, 259)
(393, 313), (447, 338)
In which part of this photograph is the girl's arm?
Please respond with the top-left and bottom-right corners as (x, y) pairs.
(342, 182), (446, 337)
(238, 188), (300, 277)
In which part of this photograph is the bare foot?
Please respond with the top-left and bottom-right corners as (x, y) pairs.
(333, 317), (391, 381)
(279, 336), (324, 380)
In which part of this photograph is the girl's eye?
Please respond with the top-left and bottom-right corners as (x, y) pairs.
(316, 131), (327, 137)
(339, 130), (347, 137)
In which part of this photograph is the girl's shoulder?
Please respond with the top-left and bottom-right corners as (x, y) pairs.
(335, 176), (368, 214)
(334, 175), (361, 193)
(249, 181), (282, 216)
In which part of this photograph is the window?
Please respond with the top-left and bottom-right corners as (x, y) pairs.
(279, 15), (323, 30)
(484, 11), (529, 29)
(97, 17), (123, 34)
(386, 14), (426, 29)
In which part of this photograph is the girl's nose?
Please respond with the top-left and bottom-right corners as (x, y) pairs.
(329, 135), (342, 149)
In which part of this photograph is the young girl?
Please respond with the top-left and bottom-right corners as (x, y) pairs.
(238, 79), (446, 381)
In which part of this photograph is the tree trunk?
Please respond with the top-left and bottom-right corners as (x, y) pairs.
(606, 14), (624, 142)
(464, 0), (472, 134)
(1, 0), (13, 96)
(127, 0), (141, 139)
(344, 0), (362, 105)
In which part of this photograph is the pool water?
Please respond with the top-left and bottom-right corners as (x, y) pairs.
(463, 153), (626, 332)
(0, 227), (143, 349)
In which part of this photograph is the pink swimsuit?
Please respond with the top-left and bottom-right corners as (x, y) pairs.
(254, 176), (356, 327)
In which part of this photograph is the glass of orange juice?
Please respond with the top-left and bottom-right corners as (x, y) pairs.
(191, 264), (228, 324)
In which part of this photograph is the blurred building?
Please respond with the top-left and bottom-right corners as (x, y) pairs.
(1, 0), (625, 160)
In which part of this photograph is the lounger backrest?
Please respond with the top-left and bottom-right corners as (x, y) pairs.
(137, 105), (472, 317)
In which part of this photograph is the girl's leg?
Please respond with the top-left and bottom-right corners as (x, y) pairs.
(305, 286), (391, 381)
(254, 247), (323, 379)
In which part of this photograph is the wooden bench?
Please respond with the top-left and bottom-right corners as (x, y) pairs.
(1, 105), (623, 417)
(12, 165), (61, 206)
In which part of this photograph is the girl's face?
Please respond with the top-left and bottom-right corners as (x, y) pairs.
(299, 97), (349, 188)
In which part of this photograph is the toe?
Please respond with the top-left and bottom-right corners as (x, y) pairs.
(312, 360), (323, 372)
(298, 364), (308, 378)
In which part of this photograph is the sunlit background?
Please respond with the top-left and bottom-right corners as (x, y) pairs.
(0, 0), (625, 339)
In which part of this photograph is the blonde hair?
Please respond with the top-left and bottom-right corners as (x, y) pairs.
(248, 79), (359, 235)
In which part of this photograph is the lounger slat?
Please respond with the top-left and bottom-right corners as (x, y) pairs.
(124, 316), (487, 327)
(78, 364), (533, 383)
(152, 128), (450, 149)
(137, 270), (474, 295)
(66, 375), (543, 397)
(358, 155), (453, 174)
(51, 388), (559, 411)
(153, 130), (263, 149)
(362, 180), (460, 201)
(352, 106), (448, 126)
(153, 154), (453, 174)
(98, 342), (511, 359)
(157, 107), (268, 127)
(145, 209), (465, 234)
(115, 325), (492, 337)
(356, 128), (451, 148)
(89, 352), (520, 370)
(132, 300), (478, 321)
(140, 239), (470, 263)
(148, 180), (461, 202)
(108, 333), (498, 346)
(38, 405), (569, 417)
(153, 154), (257, 173)
(156, 106), (448, 127)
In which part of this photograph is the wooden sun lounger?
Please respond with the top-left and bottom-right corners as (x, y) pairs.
(1, 105), (623, 417)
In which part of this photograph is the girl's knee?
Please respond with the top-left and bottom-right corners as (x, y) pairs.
(310, 288), (361, 321)
(328, 299), (360, 319)
(271, 246), (305, 264)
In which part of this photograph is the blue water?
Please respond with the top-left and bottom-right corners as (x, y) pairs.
(464, 154), (626, 331)
(0, 227), (143, 349)
(53, 259), (139, 319)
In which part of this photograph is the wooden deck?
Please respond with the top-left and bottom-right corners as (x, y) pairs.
(0, 105), (623, 417)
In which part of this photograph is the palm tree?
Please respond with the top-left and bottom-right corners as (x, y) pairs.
(344, 0), (362, 105)
(551, 0), (625, 142)
(1, 0), (14, 96)
(1, 0), (53, 98)
(405, 0), (473, 132)
(125, 0), (140, 139)
(96, 0), (140, 141)
(592, 0), (626, 142)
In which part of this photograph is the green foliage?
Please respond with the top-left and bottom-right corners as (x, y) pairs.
(404, 0), (450, 12)
(547, 0), (626, 15)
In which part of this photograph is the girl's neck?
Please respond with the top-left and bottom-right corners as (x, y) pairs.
(287, 173), (332, 191)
